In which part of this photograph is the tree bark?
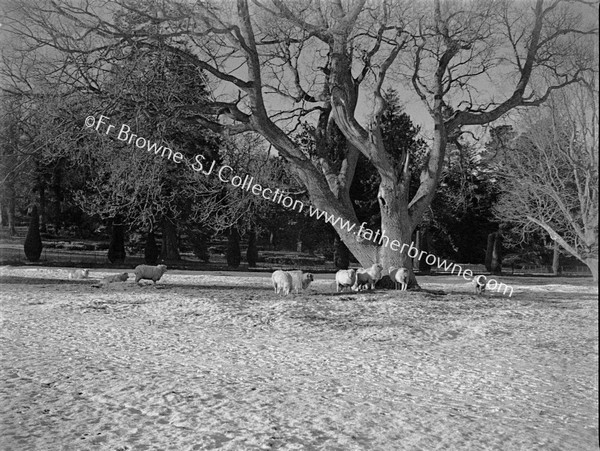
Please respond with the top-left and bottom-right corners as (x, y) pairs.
(161, 218), (181, 261)
(227, 227), (241, 268)
(552, 241), (561, 275)
(333, 235), (350, 270)
(490, 232), (502, 275)
(39, 184), (47, 233)
(5, 179), (16, 237)
(144, 231), (159, 265)
(246, 228), (258, 267)
(107, 218), (126, 264)
(587, 258), (598, 281)
(485, 233), (495, 272)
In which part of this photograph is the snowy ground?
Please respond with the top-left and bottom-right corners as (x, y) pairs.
(0, 266), (597, 450)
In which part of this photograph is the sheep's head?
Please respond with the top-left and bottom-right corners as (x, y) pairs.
(158, 264), (167, 274)
(82, 269), (90, 277)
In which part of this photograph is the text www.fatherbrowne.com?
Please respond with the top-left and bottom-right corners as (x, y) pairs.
(85, 114), (513, 297)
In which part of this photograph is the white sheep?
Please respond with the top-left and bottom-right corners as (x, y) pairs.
(389, 266), (409, 290)
(134, 264), (167, 285)
(353, 263), (383, 291)
(68, 268), (89, 279)
(335, 269), (357, 293)
(272, 270), (293, 295)
(473, 275), (487, 294)
(288, 270), (314, 294)
(93, 272), (129, 287)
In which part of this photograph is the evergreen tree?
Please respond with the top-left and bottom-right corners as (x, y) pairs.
(24, 205), (43, 262)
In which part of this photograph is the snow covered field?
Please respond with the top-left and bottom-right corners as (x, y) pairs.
(0, 266), (597, 450)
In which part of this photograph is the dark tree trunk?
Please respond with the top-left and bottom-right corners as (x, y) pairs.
(144, 231), (159, 265)
(246, 228), (258, 268)
(414, 228), (432, 274)
(160, 218), (181, 261)
(107, 218), (126, 264)
(489, 232), (503, 275)
(24, 205), (43, 262)
(39, 184), (47, 233)
(52, 167), (63, 229)
(227, 227), (241, 268)
(333, 235), (350, 270)
(552, 241), (561, 275)
(269, 231), (276, 249)
(6, 181), (16, 237)
(190, 229), (210, 262)
(485, 233), (495, 272)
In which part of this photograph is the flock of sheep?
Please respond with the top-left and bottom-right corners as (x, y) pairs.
(68, 264), (168, 286)
(67, 262), (487, 295)
(272, 263), (411, 296)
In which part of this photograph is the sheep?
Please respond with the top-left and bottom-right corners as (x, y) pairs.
(272, 270), (293, 295)
(288, 270), (314, 294)
(335, 269), (357, 293)
(389, 266), (410, 290)
(473, 275), (487, 294)
(353, 263), (383, 291)
(134, 264), (167, 285)
(68, 268), (89, 279)
(93, 272), (129, 287)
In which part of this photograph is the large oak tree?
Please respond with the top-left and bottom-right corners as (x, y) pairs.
(2, 0), (596, 283)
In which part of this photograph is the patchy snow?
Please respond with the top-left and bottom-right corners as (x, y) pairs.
(0, 266), (597, 450)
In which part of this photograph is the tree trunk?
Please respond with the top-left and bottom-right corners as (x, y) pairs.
(52, 167), (62, 229)
(552, 241), (561, 275)
(144, 231), (159, 265)
(39, 184), (47, 233)
(333, 235), (350, 270)
(6, 180), (16, 236)
(246, 228), (258, 267)
(485, 233), (494, 272)
(419, 227), (432, 274)
(107, 218), (126, 264)
(585, 258), (598, 282)
(227, 227), (241, 268)
(161, 218), (181, 261)
(490, 232), (503, 275)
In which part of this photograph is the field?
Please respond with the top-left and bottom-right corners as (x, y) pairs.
(0, 266), (597, 450)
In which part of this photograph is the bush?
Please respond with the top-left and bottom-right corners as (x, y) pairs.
(24, 205), (43, 262)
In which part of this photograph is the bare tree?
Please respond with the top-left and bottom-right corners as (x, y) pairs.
(494, 80), (599, 281)
(2, 0), (596, 284)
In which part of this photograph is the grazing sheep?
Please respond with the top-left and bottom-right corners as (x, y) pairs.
(93, 272), (129, 287)
(473, 275), (487, 294)
(272, 270), (293, 295)
(288, 270), (314, 294)
(68, 268), (89, 279)
(353, 264), (383, 291)
(389, 266), (409, 290)
(335, 269), (357, 293)
(134, 264), (167, 285)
